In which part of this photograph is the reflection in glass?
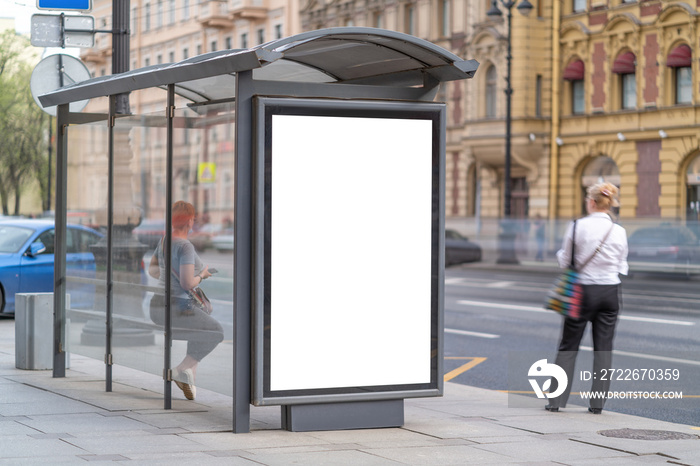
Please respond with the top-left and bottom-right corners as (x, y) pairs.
(61, 94), (235, 400)
(161, 104), (235, 398)
(65, 116), (110, 362)
(109, 105), (166, 376)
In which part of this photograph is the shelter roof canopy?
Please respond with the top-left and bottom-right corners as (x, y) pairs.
(39, 27), (479, 108)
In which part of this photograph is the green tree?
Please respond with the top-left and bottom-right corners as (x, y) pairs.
(0, 30), (49, 215)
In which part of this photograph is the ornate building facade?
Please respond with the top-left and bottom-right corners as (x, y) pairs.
(557, 0), (700, 231)
(75, 0), (301, 225)
(301, 0), (554, 223)
(71, 0), (700, 232)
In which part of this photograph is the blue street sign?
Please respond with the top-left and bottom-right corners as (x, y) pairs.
(37, 0), (91, 11)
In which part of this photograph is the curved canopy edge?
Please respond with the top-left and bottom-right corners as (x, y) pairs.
(39, 27), (478, 108)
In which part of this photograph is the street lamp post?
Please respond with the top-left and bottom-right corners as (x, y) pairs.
(487, 0), (532, 264)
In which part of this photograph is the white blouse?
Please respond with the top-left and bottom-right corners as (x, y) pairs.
(556, 212), (629, 285)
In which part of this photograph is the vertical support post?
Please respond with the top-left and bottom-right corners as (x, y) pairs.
(233, 70), (253, 433)
(112, 0), (130, 114)
(437, 106), (446, 394)
(53, 104), (69, 378)
(47, 116), (53, 212)
(549, 0), (561, 221)
(105, 96), (115, 392)
(504, 5), (513, 219)
(164, 85), (175, 410)
(494, 0), (520, 265)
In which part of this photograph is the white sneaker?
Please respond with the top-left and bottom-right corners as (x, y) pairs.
(173, 368), (196, 400)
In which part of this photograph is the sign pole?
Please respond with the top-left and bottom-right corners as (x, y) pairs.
(112, 0), (130, 114)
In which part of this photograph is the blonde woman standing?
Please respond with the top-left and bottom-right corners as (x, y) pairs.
(545, 182), (629, 414)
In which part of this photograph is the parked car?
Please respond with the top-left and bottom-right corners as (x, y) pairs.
(132, 219), (165, 249)
(0, 219), (103, 316)
(189, 223), (223, 251)
(211, 228), (234, 253)
(445, 229), (482, 266)
(627, 225), (700, 274)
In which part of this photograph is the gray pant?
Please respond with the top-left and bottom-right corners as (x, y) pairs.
(150, 294), (224, 361)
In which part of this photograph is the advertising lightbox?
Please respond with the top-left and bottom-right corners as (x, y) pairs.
(252, 97), (444, 405)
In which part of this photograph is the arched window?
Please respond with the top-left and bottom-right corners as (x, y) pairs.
(485, 66), (497, 118)
(612, 51), (636, 109)
(563, 59), (585, 114)
(667, 44), (692, 105)
(467, 163), (477, 216)
(581, 156), (620, 215)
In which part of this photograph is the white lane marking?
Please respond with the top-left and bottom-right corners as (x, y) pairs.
(445, 328), (500, 339)
(447, 278), (700, 303)
(445, 278), (466, 285)
(457, 300), (546, 313)
(618, 315), (694, 326)
(485, 281), (516, 288)
(580, 346), (700, 367)
(456, 300), (695, 326)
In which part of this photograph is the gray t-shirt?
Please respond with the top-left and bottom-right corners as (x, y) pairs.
(157, 237), (204, 298)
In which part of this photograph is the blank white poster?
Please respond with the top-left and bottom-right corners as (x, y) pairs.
(269, 114), (433, 391)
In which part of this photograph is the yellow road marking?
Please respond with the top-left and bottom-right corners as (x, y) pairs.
(443, 357), (487, 382)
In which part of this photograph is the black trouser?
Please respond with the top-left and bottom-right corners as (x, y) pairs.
(150, 294), (224, 362)
(548, 284), (620, 409)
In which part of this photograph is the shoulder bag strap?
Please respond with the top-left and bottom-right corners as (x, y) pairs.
(569, 220), (577, 270)
(578, 222), (615, 272)
(158, 236), (183, 284)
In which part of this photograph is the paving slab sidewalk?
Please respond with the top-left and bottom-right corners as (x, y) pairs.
(0, 319), (698, 465)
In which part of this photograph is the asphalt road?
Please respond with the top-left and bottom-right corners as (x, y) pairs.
(144, 249), (700, 425)
(444, 263), (700, 426)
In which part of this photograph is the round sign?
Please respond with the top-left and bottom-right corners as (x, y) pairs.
(30, 53), (91, 117)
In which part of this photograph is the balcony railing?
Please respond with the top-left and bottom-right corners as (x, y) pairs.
(230, 0), (268, 20)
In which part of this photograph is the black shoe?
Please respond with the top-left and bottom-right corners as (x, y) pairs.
(544, 405), (559, 412)
(588, 407), (602, 414)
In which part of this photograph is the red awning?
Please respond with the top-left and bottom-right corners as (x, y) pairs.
(563, 60), (584, 80)
(667, 44), (692, 68)
(612, 51), (636, 74)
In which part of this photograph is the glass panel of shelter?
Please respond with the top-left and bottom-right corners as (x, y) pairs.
(166, 103), (235, 397)
(60, 87), (236, 400)
(111, 94), (168, 377)
(64, 104), (110, 363)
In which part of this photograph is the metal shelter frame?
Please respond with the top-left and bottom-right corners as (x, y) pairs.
(40, 27), (479, 433)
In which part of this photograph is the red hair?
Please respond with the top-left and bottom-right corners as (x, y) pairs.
(172, 201), (195, 228)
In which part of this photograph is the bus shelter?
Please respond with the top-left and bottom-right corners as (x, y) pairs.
(38, 27), (479, 433)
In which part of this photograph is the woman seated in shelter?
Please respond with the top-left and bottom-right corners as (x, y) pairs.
(148, 200), (224, 400)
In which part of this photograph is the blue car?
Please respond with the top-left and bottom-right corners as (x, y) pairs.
(0, 219), (103, 316)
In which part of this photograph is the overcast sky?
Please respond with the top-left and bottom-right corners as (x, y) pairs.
(0, 0), (38, 34)
(2, 0), (83, 59)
